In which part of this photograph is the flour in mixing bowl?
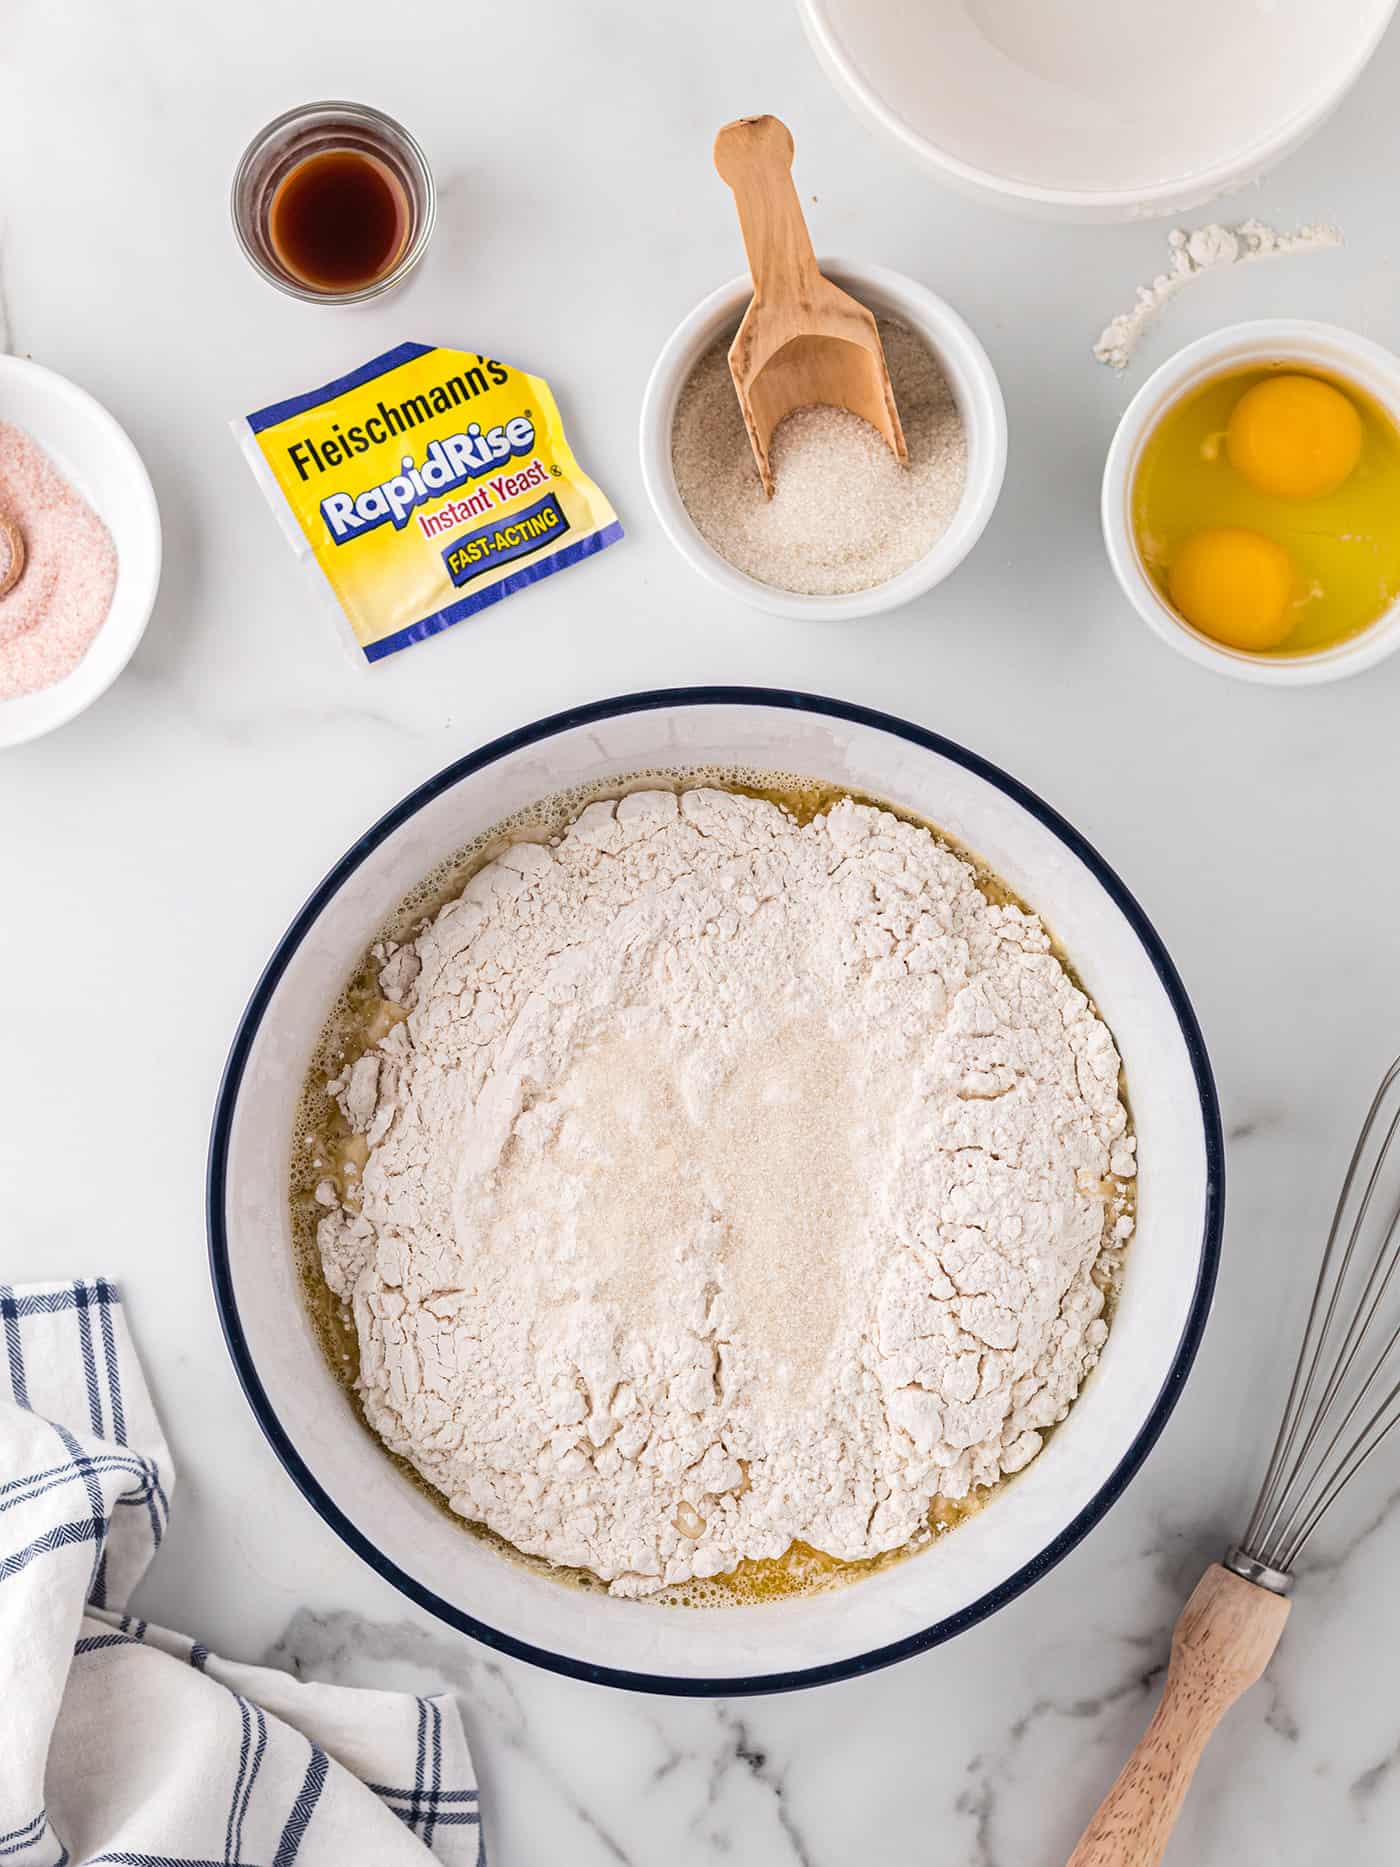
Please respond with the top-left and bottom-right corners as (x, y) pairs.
(314, 788), (1134, 1597)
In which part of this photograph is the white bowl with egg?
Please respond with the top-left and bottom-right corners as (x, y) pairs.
(0, 355), (161, 750)
(1102, 320), (1400, 685)
(209, 689), (1221, 1695)
(639, 262), (1006, 620)
(798, 0), (1398, 221)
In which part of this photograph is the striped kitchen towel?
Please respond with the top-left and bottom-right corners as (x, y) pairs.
(0, 1279), (482, 1866)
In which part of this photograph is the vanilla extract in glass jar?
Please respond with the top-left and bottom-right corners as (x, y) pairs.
(232, 101), (436, 303)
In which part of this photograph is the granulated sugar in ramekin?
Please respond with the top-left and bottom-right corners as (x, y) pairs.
(670, 319), (966, 596)
(0, 421), (117, 701)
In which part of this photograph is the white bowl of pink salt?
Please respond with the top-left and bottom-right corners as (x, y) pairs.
(0, 356), (161, 750)
(639, 258), (1006, 620)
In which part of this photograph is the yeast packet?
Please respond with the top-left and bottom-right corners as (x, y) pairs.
(238, 343), (622, 663)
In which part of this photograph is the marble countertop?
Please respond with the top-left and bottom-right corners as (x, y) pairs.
(6, 3), (1400, 1861)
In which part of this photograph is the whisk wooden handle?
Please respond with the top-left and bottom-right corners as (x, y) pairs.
(1066, 1564), (1290, 1867)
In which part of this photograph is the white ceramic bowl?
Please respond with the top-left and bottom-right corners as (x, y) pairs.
(209, 691), (1221, 1693)
(1102, 320), (1400, 686)
(0, 356), (161, 750)
(799, 0), (1398, 222)
(638, 262), (1007, 620)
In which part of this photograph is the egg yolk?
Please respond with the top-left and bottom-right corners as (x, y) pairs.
(1167, 527), (1298, 651)
(1226, 374), (1363, 501)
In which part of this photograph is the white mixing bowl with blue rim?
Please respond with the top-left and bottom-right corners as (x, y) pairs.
(208, 689), (1222, 1694)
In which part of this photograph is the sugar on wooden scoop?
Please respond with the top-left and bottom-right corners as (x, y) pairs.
(712, 114), (907, 498)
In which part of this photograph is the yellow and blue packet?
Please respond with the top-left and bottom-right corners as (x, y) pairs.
(238, 342), (622, 663)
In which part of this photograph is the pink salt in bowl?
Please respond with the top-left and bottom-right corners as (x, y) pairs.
(0, 355), (161, 750)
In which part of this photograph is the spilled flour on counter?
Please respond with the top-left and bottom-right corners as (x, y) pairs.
(316, 789), (1134, 1597)
(1094, 219), (1342, 371)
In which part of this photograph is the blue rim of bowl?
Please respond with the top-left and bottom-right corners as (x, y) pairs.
(207, 686), (1224, 1697)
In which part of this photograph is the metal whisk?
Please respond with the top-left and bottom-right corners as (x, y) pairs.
(1068, 1054), (1400, 1867)
(1230, 1052), (1400, 1594)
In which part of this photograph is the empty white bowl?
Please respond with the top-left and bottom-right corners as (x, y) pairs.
(209, 689), (1222, 1694)
(799, 0), (1398, 221)
(638, 261), (1007, 620)
(0, 356), (161, 750)
(1102, 320), (1400, 685)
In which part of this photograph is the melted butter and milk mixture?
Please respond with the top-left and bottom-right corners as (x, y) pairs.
(292, 773), (1134, 1605)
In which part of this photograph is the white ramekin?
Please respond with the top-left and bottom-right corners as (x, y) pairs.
(639, 259), (1007, 621)
(1102, 320), (1400, 687)
(0, 355), (162, 749)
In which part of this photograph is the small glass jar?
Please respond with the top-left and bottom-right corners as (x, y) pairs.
(231, 100), (436, 304)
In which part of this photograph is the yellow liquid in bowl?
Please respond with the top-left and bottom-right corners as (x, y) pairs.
(1132, 364), (1400, 656)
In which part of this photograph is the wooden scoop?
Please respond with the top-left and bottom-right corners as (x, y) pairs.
(0, 514), (24, 598)
(713, 114), (907, 498)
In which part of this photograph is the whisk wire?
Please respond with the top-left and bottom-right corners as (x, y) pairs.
(1285, 1367), (1400, 1567)
(1241, 1130), (1369, 1555)
(1264, 1198), (1400, 1556)
(1239, 1077), (1390, 1553)
(1236, 1055), (1400, 1579)
(1253, 1182), (1400, 1561)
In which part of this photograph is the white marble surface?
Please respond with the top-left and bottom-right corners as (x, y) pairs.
(5, 3), (1400, 1861)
